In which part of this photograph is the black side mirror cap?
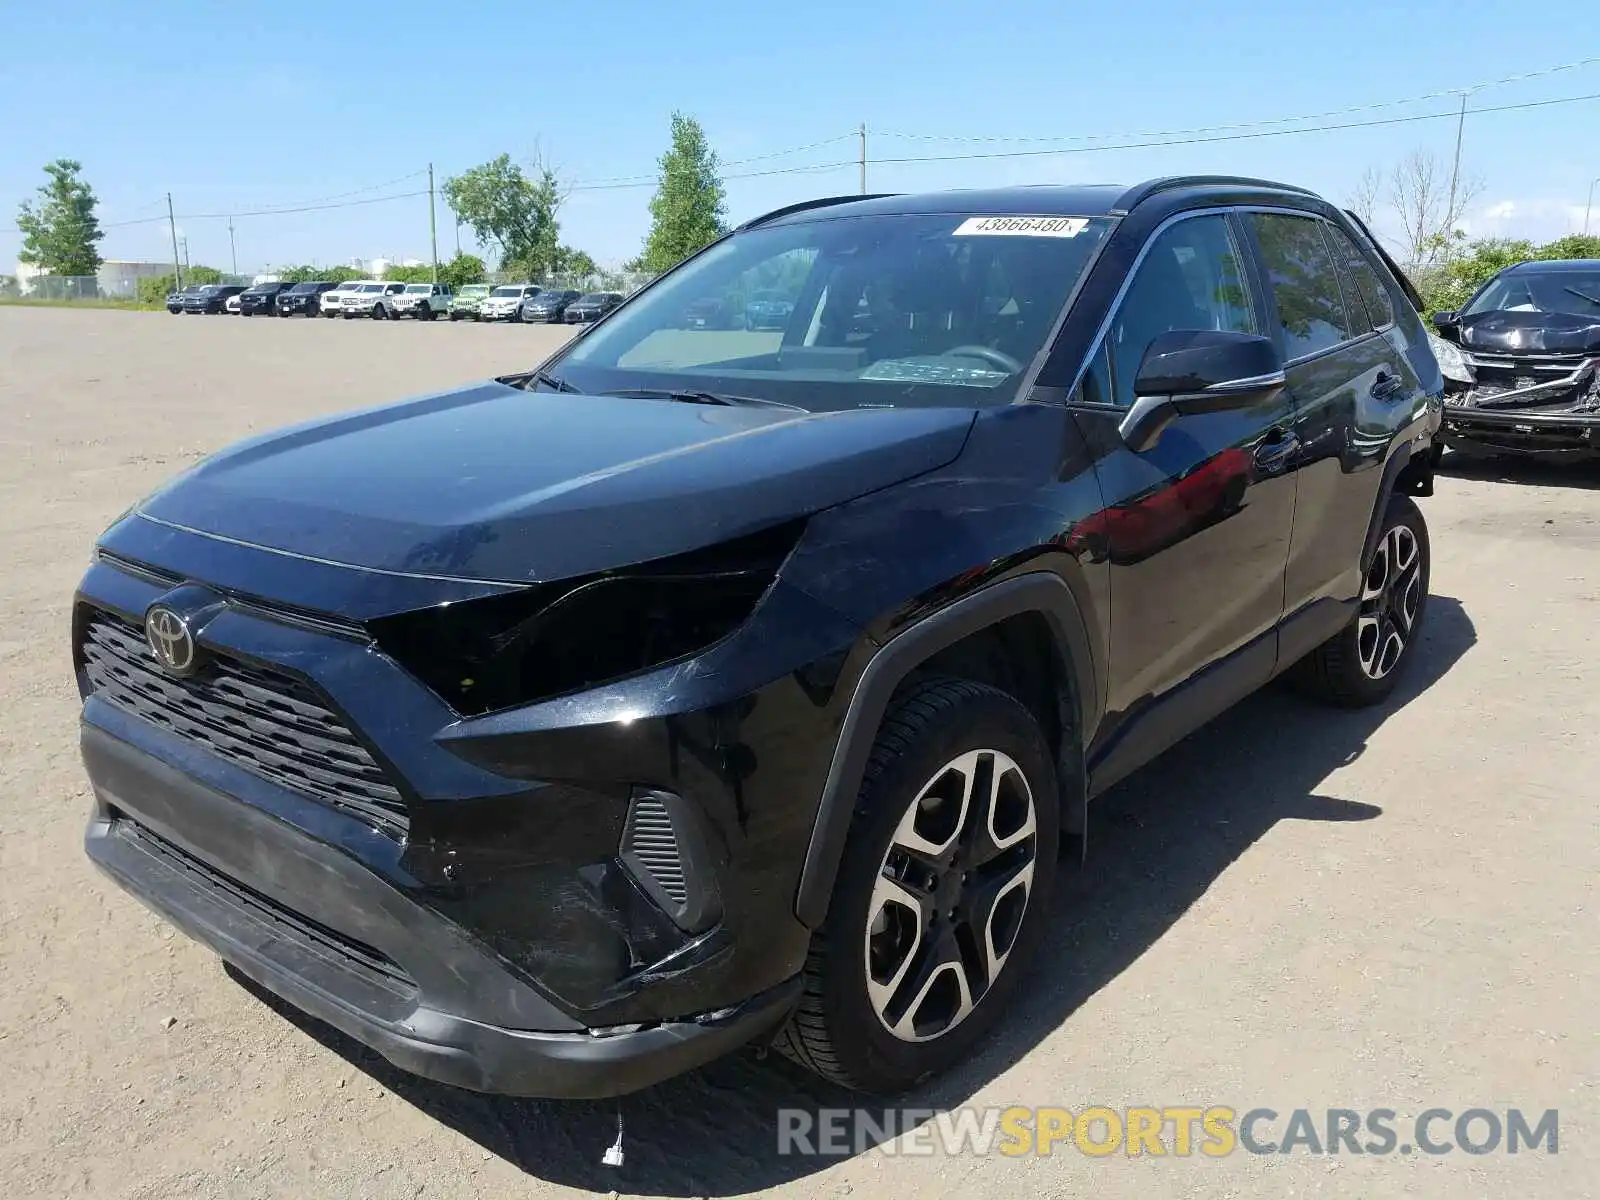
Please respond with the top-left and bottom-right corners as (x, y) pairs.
(1430, 311), (1460, 338)
(1118, 330), (1286, 453)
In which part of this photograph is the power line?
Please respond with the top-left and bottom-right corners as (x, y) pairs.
(563, 133), (857, 189)
(874, 55), (1600, 145)
(863, 91), (1600, 168)
(569, 158), (856, 193)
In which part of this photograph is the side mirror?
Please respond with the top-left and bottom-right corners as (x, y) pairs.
(1118, 330), (1286, 453)
(1430, 310), (1460, 340)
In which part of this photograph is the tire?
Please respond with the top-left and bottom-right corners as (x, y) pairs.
(372, 304), (386, 320)
(1291, 495), (1430, 708)
(775, 678), (1060, 1093)
(1426, 443), (1445, 469)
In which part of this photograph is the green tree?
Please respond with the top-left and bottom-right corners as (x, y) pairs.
(637, 113), (728, 274)
(136, 265), (223, 305)
(1535, 234), (1600, 262)
(442, 154), (564, 281)
(380, 264), (435, 283)
(438, 252), (487, 290)
(276, 264), (363, 284)
(16, 159), (104, 276)
(1417, 238), (1537, 314)
(553, 246), (599, 278)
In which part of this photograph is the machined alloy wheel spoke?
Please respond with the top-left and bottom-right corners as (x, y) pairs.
(864, 748), (1039, 1043)
(1357, 524), (1422, 680)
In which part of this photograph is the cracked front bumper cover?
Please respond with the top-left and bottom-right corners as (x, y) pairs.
(82, 719), (800, 1097)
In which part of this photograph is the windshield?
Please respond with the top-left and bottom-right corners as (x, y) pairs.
(244, 284), (274, 294)
(556, 212), (1112, 410)
(1465, 268), (1600, 317)
(460, 284), (490, 296)
(491, 286), (527, 298)
(404, 283), (432, 293)
(289, 282), (322, 293)
(354, 283), (383, 293)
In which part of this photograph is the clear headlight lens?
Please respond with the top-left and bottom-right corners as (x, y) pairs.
(1427, 331), (1475, 386)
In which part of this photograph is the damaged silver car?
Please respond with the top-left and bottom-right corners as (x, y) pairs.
(1430, 258), (1600, 460)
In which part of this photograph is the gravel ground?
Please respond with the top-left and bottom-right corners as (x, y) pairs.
(1, 306), (1595, 1199)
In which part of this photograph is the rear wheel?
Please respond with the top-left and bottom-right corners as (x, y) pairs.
(1292, 496), (1430, 707)
(776, 678), (1059, 1092)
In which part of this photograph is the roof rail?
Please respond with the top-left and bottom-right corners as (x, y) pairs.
(737, 193), (898, 231)
(1112, 175), (1317, 214)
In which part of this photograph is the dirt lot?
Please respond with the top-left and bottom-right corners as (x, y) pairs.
(1, 306), (1595, 1199)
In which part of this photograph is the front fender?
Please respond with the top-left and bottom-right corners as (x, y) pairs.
(793, 571), (1097, 928)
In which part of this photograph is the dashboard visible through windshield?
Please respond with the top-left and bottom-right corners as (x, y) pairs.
(552, 212), (1114, 410)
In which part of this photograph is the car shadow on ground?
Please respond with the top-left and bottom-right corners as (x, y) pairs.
(232, 595), (1476, 1196)
(1439, 450), (1600, 490)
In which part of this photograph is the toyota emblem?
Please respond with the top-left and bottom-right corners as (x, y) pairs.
(145, 605), (200, 676)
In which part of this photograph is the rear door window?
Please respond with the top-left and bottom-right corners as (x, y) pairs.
(1324, 225), (1396, 330)
(1248, 213), (1356, 359)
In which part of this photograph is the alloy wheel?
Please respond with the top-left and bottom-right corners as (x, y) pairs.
(1357, 523), (1422, 679)
(864, 748), (1038, 1043)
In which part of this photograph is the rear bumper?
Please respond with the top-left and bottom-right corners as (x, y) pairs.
(1440, 404), (1600, 459)
(82, 720), (799, 1097)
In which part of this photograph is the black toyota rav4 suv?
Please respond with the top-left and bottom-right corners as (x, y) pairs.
(75, 177), (1442, 1100)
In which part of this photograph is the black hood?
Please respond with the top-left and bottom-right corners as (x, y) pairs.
(1458, 309), (1600, 356)
(134, 382), (976, 582)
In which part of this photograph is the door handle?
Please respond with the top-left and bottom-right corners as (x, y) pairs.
(1253, 427), (1299, 473)
(1371, 370), (1405, 401)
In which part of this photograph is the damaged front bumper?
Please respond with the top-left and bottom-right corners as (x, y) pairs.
(73, 519), (867, 1096)
(1440, 355), (1600, 458)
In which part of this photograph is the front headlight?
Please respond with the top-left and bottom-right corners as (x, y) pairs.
(366, 520), (805, 715)
(1427, 331), (1475, 386)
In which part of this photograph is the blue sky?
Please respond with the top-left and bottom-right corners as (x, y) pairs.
(3, 1), (1598, 275)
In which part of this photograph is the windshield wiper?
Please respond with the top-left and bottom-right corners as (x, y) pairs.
(601, 387), (798, 409)
(1562, 285), (1600, 308)
(531, 369), (579, 393)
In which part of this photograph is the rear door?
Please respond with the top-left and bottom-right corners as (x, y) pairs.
(1069, 210), (1298, 790)
(1239, 209), (1424, 666)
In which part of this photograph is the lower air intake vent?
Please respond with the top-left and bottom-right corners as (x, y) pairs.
(619, 788), (721, 933)
(622, 791), (687, 905)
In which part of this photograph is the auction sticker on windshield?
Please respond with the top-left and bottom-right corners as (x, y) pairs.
(953, 216), (1090, 237)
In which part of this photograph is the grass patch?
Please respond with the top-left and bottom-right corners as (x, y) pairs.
(0, 297), (164, 312)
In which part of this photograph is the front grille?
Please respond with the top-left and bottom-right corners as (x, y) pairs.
(118, 815), (416, 995)
(81, 609), (409, 838)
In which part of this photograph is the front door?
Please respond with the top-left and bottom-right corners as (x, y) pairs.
(1068, 211), (1298, 791)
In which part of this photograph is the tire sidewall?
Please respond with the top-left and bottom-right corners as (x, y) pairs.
(819, 683), (1060, 1090)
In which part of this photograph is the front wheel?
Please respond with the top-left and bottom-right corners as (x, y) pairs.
(776, 678), (1059, 1093)
(1291, 495), (1430, 707)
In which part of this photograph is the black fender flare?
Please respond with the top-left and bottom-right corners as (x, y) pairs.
(793, 572), (1098, 929)
(1360, 443), (1418, 572)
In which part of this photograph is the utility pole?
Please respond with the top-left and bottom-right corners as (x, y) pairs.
(167, 193), (182, 288)
(428, 163), (439, 284)
(228, 217), (238, 277)
(1585, 176), (1600, 237)
(858, 123), (867, 194)
(180, 236), (190, 271)
(1444, 91), (1468, 251)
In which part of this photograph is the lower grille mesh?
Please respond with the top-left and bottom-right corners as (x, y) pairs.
(80, 609), (409, 838)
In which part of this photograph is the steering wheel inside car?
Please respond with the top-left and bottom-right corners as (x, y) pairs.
(941, 345), (1023, 373)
